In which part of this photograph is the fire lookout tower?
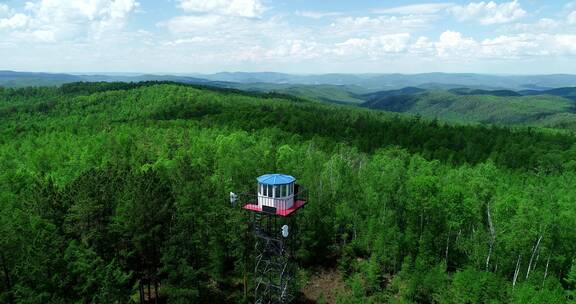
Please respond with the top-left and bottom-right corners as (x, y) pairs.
(239, 174), (307, 304)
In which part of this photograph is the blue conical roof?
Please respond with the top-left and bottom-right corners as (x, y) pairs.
(257, 174), (295, 185)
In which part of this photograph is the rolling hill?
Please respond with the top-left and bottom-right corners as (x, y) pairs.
(362, 90), (576, 129)
(521, 87), (576, 101)
(4, 71), (576, 130)
(227, 83), (369, 104)
(448, 88), (522, 97)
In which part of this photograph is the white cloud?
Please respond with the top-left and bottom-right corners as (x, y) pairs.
(265, 40), (323, 60)
(481, 34), (540, 58)
(536, 18), (560, 30)
(178, 0), (264, 18)
(374, 3), (454, 15)
(333, 33), (411, 58)
(0, 0), (140, 42)
(435, 30), (479, 58)
(159, 13), (306, 59)
(329, 15), (434, 37)
(410, 36), (435, 55)
(568, 11), (576, 24)
(24, 0), (138, 22)
(504, 18), (559, 34)
(553, 34), (576, 54)
(295, 11), (342, 19)
(0, 14), (30, 30)
(2, 0), (575, 73)
(449, 0), (526, 25)
(411, 31), (576, 60)
(162, 37), (212, 46)
(164, 15), (224, 33)
(10, 29), (56, 42)
(162, 14), (288, 41)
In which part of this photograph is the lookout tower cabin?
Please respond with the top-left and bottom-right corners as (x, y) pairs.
(242, 173), (306, 216)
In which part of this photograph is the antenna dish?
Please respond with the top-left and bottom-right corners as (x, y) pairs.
(281, 225), (289, 238)
(230, 192), (238, 205)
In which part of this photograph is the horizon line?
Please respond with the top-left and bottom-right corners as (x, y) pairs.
(2, 70), (576, 77)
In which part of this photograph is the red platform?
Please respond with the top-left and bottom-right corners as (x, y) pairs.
(242, 200), (307, 217)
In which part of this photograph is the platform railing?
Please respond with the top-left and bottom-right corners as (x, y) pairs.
(239, 184), (307, 212)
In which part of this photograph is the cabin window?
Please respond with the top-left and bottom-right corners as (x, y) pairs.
(260, 184), (263, 195)
(274, 185), (280, 198)
(267, 185), (273, 197)
(281, 184), (287, 197)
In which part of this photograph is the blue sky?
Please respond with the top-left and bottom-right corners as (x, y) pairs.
(0, 0), (575, 74)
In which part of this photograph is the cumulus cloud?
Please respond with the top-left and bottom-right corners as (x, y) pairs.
(0, 14), (30, 30)
(162, 37), (212, 46)
(449, 0), (526, 25)
(264, 40), (323, 60)
(24, 0), (139, 23)
(374, 3), (454, 15)
(434, 31), (479, 57)
(0, 0), (139, 42)
(329, 15), (434, 38)
(295, 11), (342, 19)
(333, 33), (411, 58)
(2, 0), (576, 73)
(409, 36), (435, 55)
(481, 34), (541, 58)
(409, 30), (576, 60)
(162, 14), (286, 42)
(553, 34), (576, 54)
(165, 15), (224, 33)
(163, 0), (275, 53)
(503, 18), (559, 34)
(177, 0), (264, 18)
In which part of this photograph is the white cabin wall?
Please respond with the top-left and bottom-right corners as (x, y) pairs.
(257, 182), (295, 210)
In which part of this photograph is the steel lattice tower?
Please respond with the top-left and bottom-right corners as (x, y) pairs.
(234, 174), (307, 304)
(251, 212), (296, 304)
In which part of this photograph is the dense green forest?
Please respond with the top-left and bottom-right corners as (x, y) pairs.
(1, 82), (575, 303)
(362, 90), (576, 130)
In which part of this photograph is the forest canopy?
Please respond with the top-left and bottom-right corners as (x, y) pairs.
(0, 82), (575, 303)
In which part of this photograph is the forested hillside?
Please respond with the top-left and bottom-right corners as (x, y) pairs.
(362, 90), (576, 130)
(1, 82), (575, 303)
(229, 83), (368, 104)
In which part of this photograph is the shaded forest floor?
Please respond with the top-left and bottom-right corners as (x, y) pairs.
(301, 269), (348, 304)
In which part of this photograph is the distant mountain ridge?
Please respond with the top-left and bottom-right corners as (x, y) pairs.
(3, 70), (576, 91)
(198, 72), (576, 91)
(0, 70), (83, 87)
(4, 70), (576, 129)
